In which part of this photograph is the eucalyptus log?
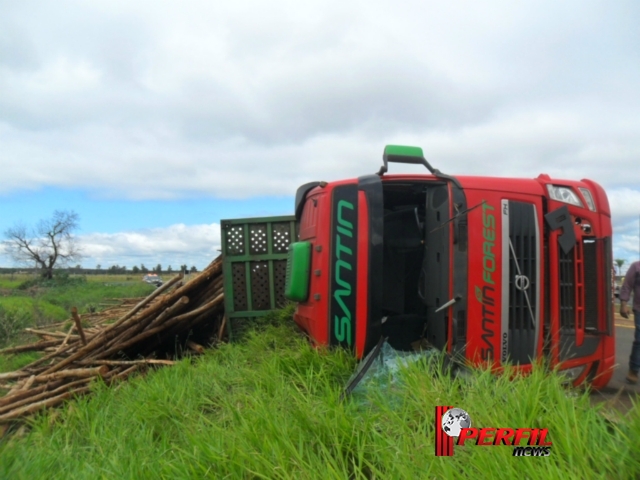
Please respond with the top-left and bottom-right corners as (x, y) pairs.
(0, 340), (60, 355)
(34, 366), (109, 383)
(0, 371), (34, 381)
(71, 307), (87, 346)
(0, 383), (54, 408)
(96, 294), (222, 359)
(94, 272), (183, 326)
(78, 359), (175, 367)
(0, 254), (225, 425)
(0, 386), (91, 423)
(24, 329), (78, 340)
(93, 295), (191, 358)
(186, 341), (205, 354)
(218, 315), (227, 340)
(0, 378), (92, 416)
(108, 365), (141, 384)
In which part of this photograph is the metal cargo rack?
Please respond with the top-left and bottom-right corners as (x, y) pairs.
(221, 215), (297, 339)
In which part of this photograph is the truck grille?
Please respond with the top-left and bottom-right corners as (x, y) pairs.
(558, 248), (575, 329)
(506, 201), (538, 364)
(583, 240), (598, 330)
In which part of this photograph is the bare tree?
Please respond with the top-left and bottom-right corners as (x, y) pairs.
(3, 210), (82, 279)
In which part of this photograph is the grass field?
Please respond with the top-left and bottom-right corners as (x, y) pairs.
(0, 309), (638, 479)
(0, 272), (158, 347)
(0, 275), (638, 478)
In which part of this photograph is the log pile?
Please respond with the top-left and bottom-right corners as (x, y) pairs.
(0, 256), (225, 425)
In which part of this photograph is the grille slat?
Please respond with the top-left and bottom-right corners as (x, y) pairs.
(508, 201), (538, 364)
(559, 248), (574, 330)
(583, 241), (598, 330)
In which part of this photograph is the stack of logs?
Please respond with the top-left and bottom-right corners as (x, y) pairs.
(0, 255), (224, 426)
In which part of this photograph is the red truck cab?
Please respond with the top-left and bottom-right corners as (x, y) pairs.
(285, 145), (615, 388)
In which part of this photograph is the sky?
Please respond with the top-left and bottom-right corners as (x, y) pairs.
(1, 0), (639, 272)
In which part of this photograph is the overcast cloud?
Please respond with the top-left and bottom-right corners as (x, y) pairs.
(1, 0), (639, 267)
(79, 223), (221, 270)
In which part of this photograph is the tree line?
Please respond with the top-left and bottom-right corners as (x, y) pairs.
(2, 210), (200, 277)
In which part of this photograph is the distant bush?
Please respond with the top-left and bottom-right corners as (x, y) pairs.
(0, 305), (30, 345)
(17, 271), (87, 290)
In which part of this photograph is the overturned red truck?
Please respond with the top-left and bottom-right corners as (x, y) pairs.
(284, 145), (615, 388)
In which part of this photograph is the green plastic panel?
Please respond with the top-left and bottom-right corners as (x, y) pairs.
(383, 144), (424, 160)
(285, 241), (311, 302)
(221, 215), (296, 339)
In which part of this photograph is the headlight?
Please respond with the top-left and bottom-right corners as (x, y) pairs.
(546, 185), (584, 208)
(578, 187), (596, 212)
(559, 365), (587, 384)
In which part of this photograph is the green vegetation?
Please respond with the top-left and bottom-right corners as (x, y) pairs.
(0, 352), (40, 375)
(0, 277), (27, 289)
(0, 310), (638, 479)
(0, 272), (156, 347)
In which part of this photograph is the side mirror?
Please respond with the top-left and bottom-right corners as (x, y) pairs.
(378, 145), (440, 176)
(377, 144), (462, 189)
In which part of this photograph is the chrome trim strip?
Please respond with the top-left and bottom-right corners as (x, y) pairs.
(533, 204), (541, 357)
(501, 199), (510, 363)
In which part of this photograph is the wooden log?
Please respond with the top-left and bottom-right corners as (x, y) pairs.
(33, 366), (109, 384)
(24, 328), (79, 340)
(130, 296), (190, 334)
(161, 259), (221, 306)
(77, 359), (175, 367)
(70, 288), (188, 359)
(71, 307), (87, 346)
(53, 323), (76, 356)
(20, 375), (35, 392)
(40, 291), (191, 374)
(185, 282), (223, 310)
(0, 371), (34, 381)
(6, 376), (28, 396)
(91, 295), (191, 358)
(0, 377), (92, 416)
(0, 386), (91, 423)
(108, 365), (141, 384)
(181, 295), (223, 324)
(218, 315), (227, 341)
(16, 335), (83, 372)
(0, 340), (61, 355)
(187, 341), (205, 354)
(3, 257), (221, 398)
(144, 314), (203, 355)
(138, 307), (219, 357)
(95, 294), (223, 359)
(0, 383), (52, 408)
(94, 272), (184, 327)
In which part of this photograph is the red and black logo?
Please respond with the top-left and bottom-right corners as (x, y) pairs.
(435, 406), (552, 457)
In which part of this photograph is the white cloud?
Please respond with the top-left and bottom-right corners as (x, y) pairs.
(78, 223), (221, 269)
(1, 0), (640, 268)
(608, 189), (640, 220)
(0, 0), (639, 200)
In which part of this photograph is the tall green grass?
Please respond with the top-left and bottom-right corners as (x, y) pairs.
(0, 275), (157, 347)
(0, 297), (68, 323)
(0, 352), (41, 374)
(0, 313), (638, 479)
(0, 276), (29, 289)
(36, 280), (155, 314)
